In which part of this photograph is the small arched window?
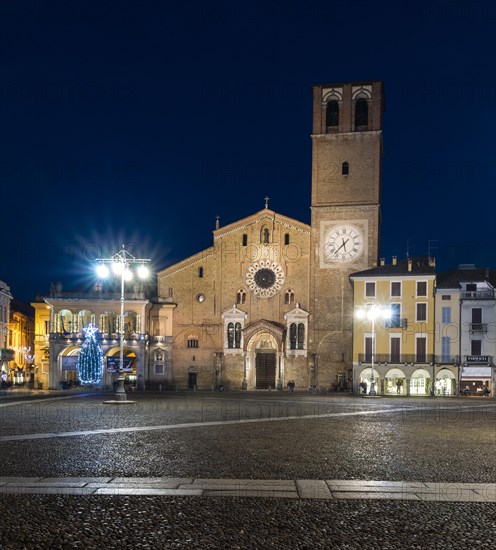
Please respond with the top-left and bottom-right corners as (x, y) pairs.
(284, 233), (290, 245)
(285, 289), (294, 305)
(355, 98), (368, 129)
(236, 289), (246, 304)
(242, 234), (248, 246)
(289, 323), (297, 350)
(198, 267), (204, 278)
(227, 322), (234, 348)
(342, 162), (349, 176)
(326, 100), (339, 129)
(234, 322), (242, 348)
(297, 323), (305, 350)
(261, 227), (270, 244)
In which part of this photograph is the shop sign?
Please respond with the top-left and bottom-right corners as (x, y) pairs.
(61, 356), (78, 370)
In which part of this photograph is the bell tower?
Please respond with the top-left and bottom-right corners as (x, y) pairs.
(309, 80), (385, 385)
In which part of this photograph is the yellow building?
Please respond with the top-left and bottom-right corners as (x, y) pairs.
(350, 257), (437, 396)
(8, 300), (35, 386)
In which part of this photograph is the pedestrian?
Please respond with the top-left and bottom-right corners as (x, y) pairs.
(290, 380), (295, 392)
(396, 380), (402, 395)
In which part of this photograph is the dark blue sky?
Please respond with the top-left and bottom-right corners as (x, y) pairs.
(2, 0), (496, 301)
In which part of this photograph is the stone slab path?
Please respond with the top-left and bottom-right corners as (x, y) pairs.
(1, 477), (494, 502)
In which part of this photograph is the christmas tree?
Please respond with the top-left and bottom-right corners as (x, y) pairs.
(77, 323), (103, 385)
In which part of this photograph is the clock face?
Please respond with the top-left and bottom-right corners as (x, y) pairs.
(323, 224), (364, 263)
(245, 260), (285, 298)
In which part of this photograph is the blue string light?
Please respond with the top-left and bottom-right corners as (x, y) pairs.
(77, 323), (104, 385)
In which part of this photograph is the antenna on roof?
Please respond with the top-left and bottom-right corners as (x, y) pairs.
(406, 240), (415, 258)
(428, 240), (438, 258)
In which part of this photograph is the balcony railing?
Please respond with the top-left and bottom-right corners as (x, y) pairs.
(384, 318), (408, 330)
(469, 323), (488, 333)
(461, 290), (495, 300)
(50, 331), (146, 341)
(358, 354), (462, 365)
(358, 353), (435, 365)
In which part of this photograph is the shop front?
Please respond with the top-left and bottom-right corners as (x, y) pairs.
(460, 364), (492, 396)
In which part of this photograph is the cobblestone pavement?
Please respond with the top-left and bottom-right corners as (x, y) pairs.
(0, 391), (495, 548)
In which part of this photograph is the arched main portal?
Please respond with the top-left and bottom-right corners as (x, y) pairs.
(244, 320), (285, 390)
(249, 332), (278, 389)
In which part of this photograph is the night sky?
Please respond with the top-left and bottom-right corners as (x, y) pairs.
(2, 0), (496, 302)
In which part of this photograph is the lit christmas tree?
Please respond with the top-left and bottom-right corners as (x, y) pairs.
(77, 323), (103, 385)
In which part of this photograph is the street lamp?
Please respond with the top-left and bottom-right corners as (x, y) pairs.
(356, 303), (390, 396)
(96, 245), (150, 402)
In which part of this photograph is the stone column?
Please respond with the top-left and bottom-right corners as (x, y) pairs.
(276, 352), (283, 390)
(242, 352), (248, 390)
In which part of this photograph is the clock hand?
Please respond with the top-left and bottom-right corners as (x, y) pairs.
(333, 238), (349, 255)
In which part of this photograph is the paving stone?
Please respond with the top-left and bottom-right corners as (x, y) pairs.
(296, 480), (333, 499)
(418, 492), (491, 502)
(332, 491), (421, 500)
(87, 481), (182, 489)
(110, 477), (192, 484)
(0, 486), (97, 495)
(203, 490), (299, 498)
(94, 487), (204, 496)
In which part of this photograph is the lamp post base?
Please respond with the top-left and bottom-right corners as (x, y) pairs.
(369, 381), (377, 396)
(242, 379), (247, 390)
(103, 375), (136, 405)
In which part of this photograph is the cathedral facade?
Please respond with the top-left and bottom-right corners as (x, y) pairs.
(157, 80), (385, 390)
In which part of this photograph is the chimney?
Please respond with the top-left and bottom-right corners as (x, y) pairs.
(392, 256), (397, 266)
(408, 258), (413, 272)
(380, 258), (385, 266)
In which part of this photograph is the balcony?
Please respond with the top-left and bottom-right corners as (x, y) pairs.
(461, 290), (494, 300)
(358, 353), (435, 365)
(358, 353), (460, 365)
(385, 318), (408, 330)
(469, 323), (488, 333)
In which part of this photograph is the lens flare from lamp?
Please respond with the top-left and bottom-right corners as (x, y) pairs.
(137, 265), (149, 279)
(112, 262), (124, 275)
(96, 264), (110, 278)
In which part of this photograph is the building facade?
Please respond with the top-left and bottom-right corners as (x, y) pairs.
(32, 282), (175, 390)
(0, 281), (14, 382)
(8, 299), (35, 386)
(157, 80), (385, 390)
(350, 257), (437, 396)
(436, 266), (495, 396)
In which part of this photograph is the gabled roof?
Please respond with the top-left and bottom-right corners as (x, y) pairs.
(213, 208), (310, 239)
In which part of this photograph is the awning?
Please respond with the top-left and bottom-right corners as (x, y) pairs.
(461, 366), (492, 379)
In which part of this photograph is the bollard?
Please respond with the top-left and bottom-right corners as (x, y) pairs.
(159, 384), (162, 392)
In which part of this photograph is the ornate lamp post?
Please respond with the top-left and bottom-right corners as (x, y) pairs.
(96, 245), (150, 402)
(356, 303), (390, 396)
